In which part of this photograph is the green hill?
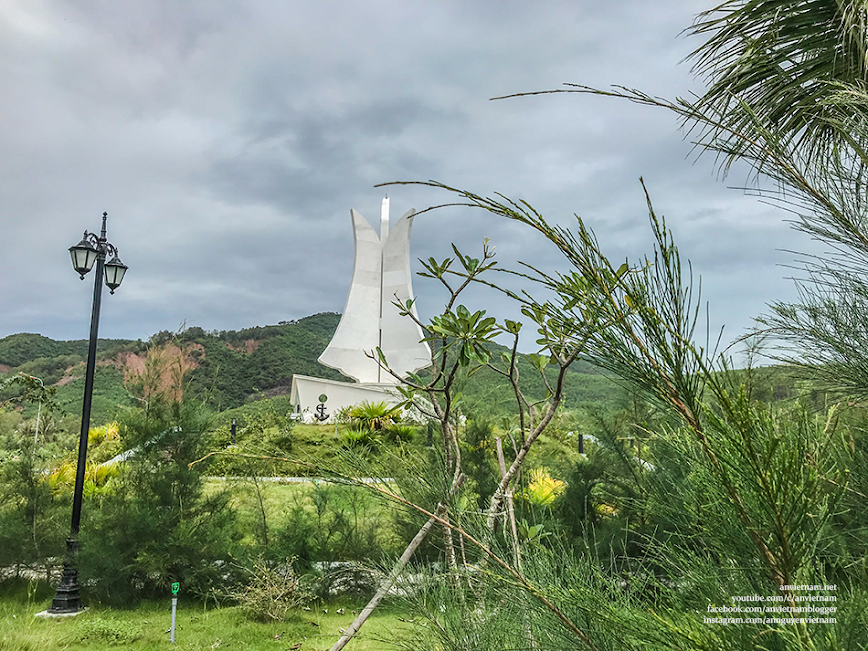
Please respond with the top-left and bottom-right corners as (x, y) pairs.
(179, 313), (348, 410)
(0, 314), (353, 423)
(0, 333), (139, 370)
(0, 313), (805, 427)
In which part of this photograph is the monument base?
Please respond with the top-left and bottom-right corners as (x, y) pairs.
(290, 375), (406, 423)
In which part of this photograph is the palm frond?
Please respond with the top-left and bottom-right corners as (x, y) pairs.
(688, 0), (868, 162)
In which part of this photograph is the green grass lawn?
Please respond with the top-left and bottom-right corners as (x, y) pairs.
(0, 580), (413, 651)
(201, 420), (419, 479)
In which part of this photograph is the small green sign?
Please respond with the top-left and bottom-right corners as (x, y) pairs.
(171, 582), (180, 595)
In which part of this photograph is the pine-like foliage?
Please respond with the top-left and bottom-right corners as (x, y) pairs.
(77, 397), (240, 604)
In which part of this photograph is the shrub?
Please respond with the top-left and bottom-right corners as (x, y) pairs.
(461, 418), (498, 508)
(47, 460), (121, 495)
(383, 423), (417, 444)
(519, 468), (565, 508)
(333, 405), (353, 424)
(77, 399), (241, 604)
(347, 401), (401, 431)
(344, 428), (379, 449)
(271, 483), (395, 574)
(0, 439), (65, 569)
(231, 556), (311, 622)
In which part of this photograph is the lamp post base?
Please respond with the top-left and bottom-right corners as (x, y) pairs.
(47, 538), (82, 614)
(35, 607), (87, 618)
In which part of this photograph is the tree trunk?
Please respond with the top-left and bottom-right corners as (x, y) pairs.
(329, 502), (447, 651)
(495, 437), (521, 572)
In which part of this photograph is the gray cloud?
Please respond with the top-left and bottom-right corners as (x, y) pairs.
(0, 0), (810, 353)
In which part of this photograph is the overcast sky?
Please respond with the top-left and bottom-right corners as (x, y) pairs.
(1, 1), (813, 356)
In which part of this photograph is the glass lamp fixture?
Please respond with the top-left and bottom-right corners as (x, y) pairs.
(68, 234), (98, 278)
(103, 255), (128, 293)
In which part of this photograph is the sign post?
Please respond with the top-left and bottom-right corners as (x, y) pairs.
(170, 582), (180, 643)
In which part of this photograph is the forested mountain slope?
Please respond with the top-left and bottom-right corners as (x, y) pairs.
(0, 312), (801, 425)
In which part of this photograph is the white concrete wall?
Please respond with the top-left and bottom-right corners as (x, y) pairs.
(290, 375), (406, 423)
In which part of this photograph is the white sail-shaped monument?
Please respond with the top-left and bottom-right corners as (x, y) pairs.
(319, 197), (430, 383)
(291, 197), (431, 420)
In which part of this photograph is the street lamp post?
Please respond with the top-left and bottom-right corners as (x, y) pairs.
(48, 212), (127, 614)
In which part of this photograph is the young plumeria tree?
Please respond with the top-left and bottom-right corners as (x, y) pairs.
(330, 238), (594, 651)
